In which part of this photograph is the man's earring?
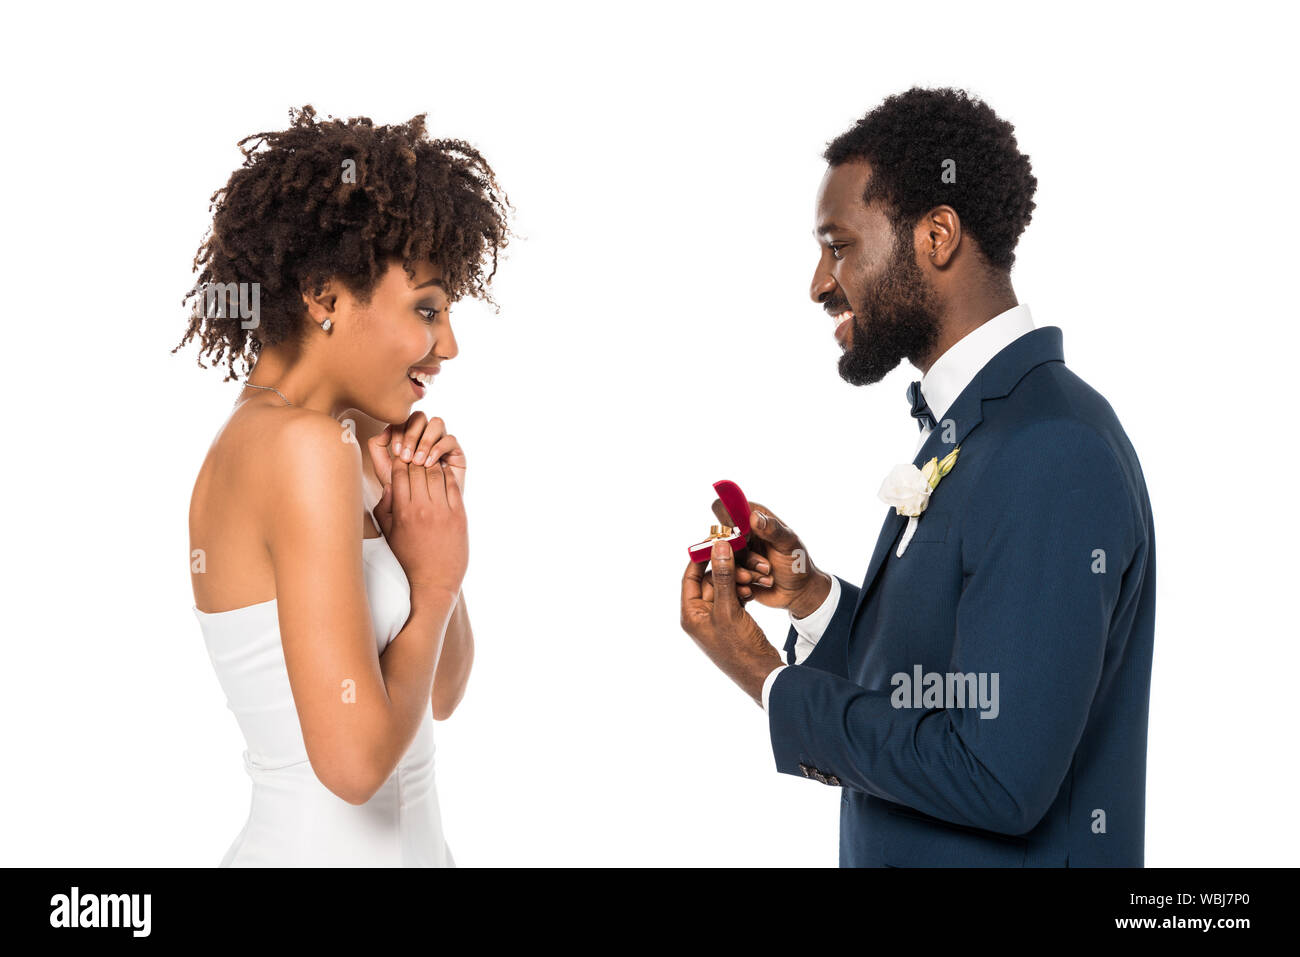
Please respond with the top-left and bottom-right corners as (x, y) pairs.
(321, 318), (333, 332)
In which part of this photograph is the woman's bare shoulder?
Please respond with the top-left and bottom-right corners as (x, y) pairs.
(227, 403), (355, 451)
(197, 406), (362, 518)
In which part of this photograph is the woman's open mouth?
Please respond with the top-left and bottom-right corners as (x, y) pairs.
(407, 367), (436, 398)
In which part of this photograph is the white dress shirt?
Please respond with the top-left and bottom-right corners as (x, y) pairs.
(760, 303), (1038, 712)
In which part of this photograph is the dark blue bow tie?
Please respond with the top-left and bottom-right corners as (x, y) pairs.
(907, 380), (937, 432)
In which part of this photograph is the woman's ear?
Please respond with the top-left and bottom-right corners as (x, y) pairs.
(300, 275), (339, 322)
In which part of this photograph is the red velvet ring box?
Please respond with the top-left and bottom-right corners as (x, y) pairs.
(688, 479), (751, 563)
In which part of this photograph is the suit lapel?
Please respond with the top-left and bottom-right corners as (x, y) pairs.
(843, 326), (1066, 638)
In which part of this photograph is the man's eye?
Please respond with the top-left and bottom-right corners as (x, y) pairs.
(829, 244), (847, 261)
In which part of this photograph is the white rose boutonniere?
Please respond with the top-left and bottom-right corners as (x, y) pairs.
(877, 446), (960, 557)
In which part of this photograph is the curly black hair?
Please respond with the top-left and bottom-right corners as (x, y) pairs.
(174, 104), (513, 382)
(824, 87), (1036, 273)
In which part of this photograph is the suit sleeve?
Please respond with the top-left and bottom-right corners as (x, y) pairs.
(782, 576), (861, 676)
(767, 421), (1139, 835)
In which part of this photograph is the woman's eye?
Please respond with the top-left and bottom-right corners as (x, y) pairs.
(417, 306), (444, 323)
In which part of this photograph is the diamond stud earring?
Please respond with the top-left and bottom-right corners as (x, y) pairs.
(321, 318), (332, 332)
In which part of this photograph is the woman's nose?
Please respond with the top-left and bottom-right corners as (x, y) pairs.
(438, 318), (459, 361)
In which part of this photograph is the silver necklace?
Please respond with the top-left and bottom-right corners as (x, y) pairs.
(234, 382), (292, 407)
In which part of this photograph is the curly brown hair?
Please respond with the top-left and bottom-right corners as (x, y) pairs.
(824, 87), (1036, 273)
(173, 104), (513, 382)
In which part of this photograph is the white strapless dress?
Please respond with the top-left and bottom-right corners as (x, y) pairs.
(193, 498), (454, 867)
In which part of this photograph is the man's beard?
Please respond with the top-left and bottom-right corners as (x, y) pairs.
(837, 226), (943, 387)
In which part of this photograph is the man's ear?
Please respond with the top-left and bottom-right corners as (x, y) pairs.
(923, 205), (961, 266)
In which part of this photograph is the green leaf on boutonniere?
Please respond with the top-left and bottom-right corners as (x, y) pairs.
(922, 445), (961, 490)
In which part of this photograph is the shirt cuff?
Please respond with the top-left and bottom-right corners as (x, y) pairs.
(761, 664), (785, 714)
(788, 574), (841, 646)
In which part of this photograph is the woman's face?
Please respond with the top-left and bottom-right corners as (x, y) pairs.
(332, 257), (457, 423)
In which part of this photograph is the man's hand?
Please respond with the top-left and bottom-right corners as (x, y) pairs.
(680, 538), (786, 706)
(719, 500), (830, 618)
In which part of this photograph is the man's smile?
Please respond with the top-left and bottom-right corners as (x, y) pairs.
(829, 307), (855, 346)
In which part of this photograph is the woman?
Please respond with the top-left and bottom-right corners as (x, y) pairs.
(175, 105), (511, 866)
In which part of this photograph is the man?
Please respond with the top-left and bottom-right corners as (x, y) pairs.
(680, 87), (1156, 867)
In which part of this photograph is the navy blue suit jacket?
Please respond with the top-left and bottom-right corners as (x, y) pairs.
(767, 326), (1156, 866)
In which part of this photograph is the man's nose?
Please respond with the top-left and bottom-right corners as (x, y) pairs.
(810, 267), (837, 305)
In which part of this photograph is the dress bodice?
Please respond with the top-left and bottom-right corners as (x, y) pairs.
(192, 497), (453, 866)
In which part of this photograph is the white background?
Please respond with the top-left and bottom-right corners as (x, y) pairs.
(1, 1), (1296, 867)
